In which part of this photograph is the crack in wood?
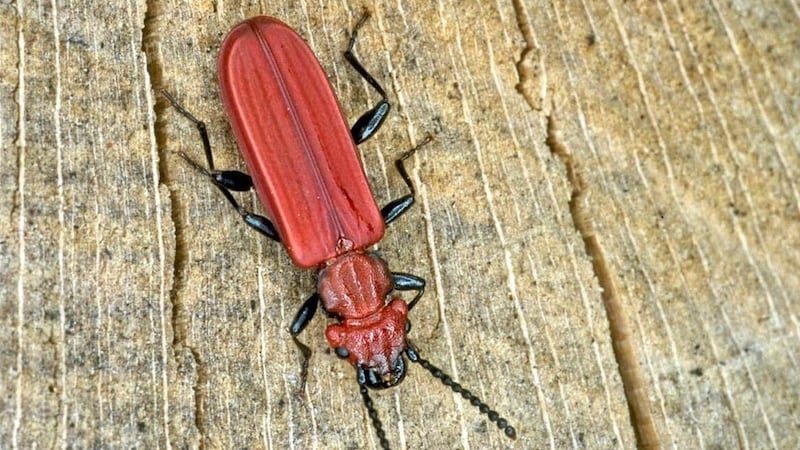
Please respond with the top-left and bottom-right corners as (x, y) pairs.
(512, 0), (547, 111)
(545, 112), (660, 450)
(142, 2), (208, 448)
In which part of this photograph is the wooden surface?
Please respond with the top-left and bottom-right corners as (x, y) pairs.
(1, 1), (798, 449)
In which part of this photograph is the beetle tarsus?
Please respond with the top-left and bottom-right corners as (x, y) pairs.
(291, 335), (313, 393)
(381, 136), (434, 225)
(162, 89), (217, 169)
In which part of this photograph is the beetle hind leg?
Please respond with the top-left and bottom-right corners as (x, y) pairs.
(345, 10), (391, 144)
(163, 90), (280, 242)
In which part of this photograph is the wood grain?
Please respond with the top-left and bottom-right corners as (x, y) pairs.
(2, 0), (797, 449)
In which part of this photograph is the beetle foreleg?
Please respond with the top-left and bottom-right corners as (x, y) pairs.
(290, 293), (320, 336)
(289, 293), (320, 391)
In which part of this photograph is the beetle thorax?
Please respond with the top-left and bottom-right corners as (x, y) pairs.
(318, 251), (409, 376)
(318, 251), (391, 319)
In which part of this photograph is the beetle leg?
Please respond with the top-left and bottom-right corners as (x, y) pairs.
(290, 335), (312, 394)
(290, 293), (320, 336)
(345, 10), (391, 144)
(165, 90), (254, 190)
(381, 135), (433, 225)
(289, 293), (319, 391)
(162, 90), (218, 169)
(391, 272), (425, 310)
(393, 272), (435, 336)
(163, 90), (280, 242)
(175, 148), (253, 191)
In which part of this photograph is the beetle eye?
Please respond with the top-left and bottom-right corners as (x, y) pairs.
(335, 347), (350, 358)
(405, 320), (412, 333)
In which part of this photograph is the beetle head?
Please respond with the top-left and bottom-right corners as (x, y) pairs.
(326, 297), (409, 378)
(358, 354), (407, 389)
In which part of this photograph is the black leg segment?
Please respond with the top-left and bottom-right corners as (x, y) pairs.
(381, 135), (433, 226)
(162, 89), (217, 170)
(163, 90), (280, 242)
(289, 292), (321, 392)
(290, 293), (320, 336)
(392, 272), (425, 310)
(345, 10), (391, 144)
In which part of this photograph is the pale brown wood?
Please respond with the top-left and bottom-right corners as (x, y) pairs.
(2, 1), (798, 449)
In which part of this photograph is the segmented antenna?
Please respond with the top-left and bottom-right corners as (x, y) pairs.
(406, 347), (517, 439)
(357, 367), (391, 450)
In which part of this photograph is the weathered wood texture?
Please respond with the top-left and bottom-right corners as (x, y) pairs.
(1, 1), (797, 449)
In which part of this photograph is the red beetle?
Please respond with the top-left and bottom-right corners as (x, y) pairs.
(164, 11), (515, 449)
